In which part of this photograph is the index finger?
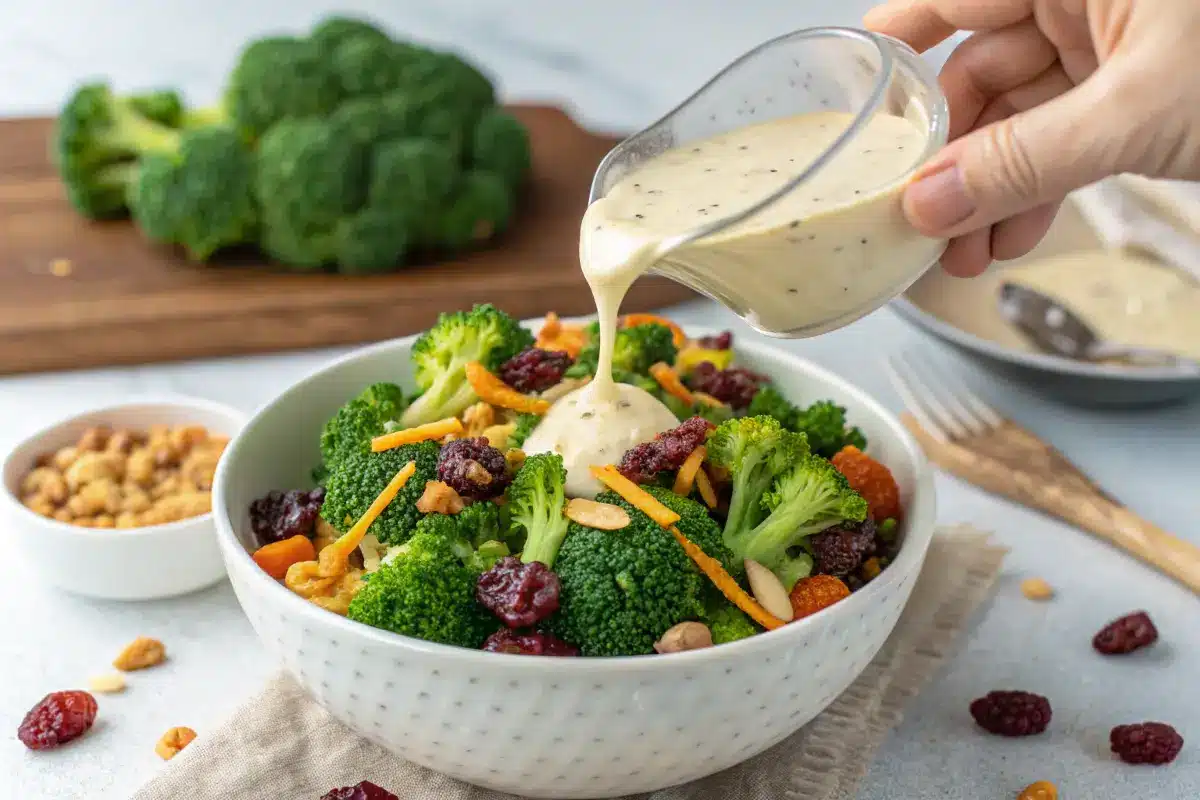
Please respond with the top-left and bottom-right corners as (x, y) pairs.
(864, 0), (1036, 52)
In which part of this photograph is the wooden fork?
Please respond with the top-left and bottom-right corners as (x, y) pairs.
(884, 351), (1200, 594)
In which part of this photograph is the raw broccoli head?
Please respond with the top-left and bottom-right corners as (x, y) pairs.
(318, 382), (407, 472)
(404, 52), (496, 122)
(368, 138), (459, 213)
(128, 90), (185, 127)
(507, 413), (541, 450)
(319, 441), (440, 545)
(255, 117), (367, 269)
(470, 108), (532, 192)
(430, 170), (513, 252)
(333, 207), (414, 274)
(550, 486), (733, 657)
(400, 303), (534, 426)
(506, 453), (568, 568)
(347, 513), (500, 648)
(568, 322), (678, 379)
(792, 400), (868, 458)
(128, 125), (259, 261)
(737, 454), (869, 589)
(53, 82), (182, 219)
(702, 597), (760, 645)
(708, 415), (810, 543)
(329, 93), (420, 149)
(225, 36), (343, 141)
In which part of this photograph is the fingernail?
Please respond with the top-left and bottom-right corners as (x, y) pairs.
(904, 164), (975, 233)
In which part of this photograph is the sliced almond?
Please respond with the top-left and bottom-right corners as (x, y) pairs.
(88, 673), (127, 694)
(564, 498), (631, 530)
(654, 621), (713, 653)
(744, 559), (794, 622)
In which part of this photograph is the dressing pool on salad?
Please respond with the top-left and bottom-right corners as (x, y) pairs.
(522, 110), (938, 494)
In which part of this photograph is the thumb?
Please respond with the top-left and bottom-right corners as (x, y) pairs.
(901, 75), (1132, 237)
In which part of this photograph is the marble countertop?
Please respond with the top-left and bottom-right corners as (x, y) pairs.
(4, 2), (1197, 798)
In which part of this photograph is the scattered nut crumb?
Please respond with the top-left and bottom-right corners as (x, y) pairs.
(113, 636), (166, 672)
(20, 424), (224, 529)
(49, 258), (73, 277)
(1020, 577), (1055, 601)
(88, 673), (127, 694)
(654, 621), (713, 653)
(155, 726), (197, 760)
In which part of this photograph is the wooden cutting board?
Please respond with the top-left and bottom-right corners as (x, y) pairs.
(0, 105), (695, 376)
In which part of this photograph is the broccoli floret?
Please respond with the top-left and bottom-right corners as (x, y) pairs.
(470, 108), (531, 191)
(255, 117), (367, 269)
(747, 388), (868, 458)
(128, 125), (258, 261)
(369, 138), (459, 212)
(404, 52), (496, 121)
(432, 170), (513, 252)
(319, 382), (407, 471)
(329, 93), (419, 149)
(53, 83), (183, 219)
(128, 90), (185, 128)
(702, 597), (760, 645)
(327, 36), (411, 99)
(320, 441), (439, 544)
(792, 400), (868, 458)
(707, 416), (810, 542)
(400, 303), (534, 427)
(225, 36), (343, 141)
(507, 453), (569, 567)
(506, 413), (541, 450)
(551, 487), (733, 657)
(730, 454), (869, 589)
(347, 513), (500, 648)
(310, 15), (393, 49)
(333, 207), (415, 273)
(567, 322), (678, 379)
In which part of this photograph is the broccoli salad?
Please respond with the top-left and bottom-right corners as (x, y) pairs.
(247, 304), (904, 657)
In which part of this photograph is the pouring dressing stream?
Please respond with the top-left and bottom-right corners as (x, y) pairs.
(522, 28), (948, 497)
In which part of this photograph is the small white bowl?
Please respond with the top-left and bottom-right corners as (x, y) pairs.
(2, 397), (248, 601)
(213, 324), (937, 798)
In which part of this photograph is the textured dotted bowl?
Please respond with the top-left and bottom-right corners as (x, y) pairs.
(212, 323), (936, 798)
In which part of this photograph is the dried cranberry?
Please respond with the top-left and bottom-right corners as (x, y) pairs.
(482, 628), (579, 656)
(498, 347), (573, 393)
(1110, 722), (1184, 765)
(695, 331), (733, 350)
(1093, 611), (1158, 655)
(249, 487), (326, 545)
(811, 518), (877, 577)
(17, 690), (98, 751)
(687, 363), (766, 409)
(969, 690), (1052, 737)
(477, 556), (561, 627)
(320, 781), (399, 800)
(437, 438), (511, 501)
(617, 416), (715, 484)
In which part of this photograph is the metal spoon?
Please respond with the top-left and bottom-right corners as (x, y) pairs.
(997, 282), (1200, 371)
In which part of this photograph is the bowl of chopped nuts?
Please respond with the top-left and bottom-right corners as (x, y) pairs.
(2, 397), (247, 601)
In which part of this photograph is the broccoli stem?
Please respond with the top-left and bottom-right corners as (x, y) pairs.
(181, 104), (228, 129)
(110, 101), (182, 155)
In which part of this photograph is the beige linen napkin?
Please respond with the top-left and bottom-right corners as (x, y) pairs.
(134, 525), (1006, 800)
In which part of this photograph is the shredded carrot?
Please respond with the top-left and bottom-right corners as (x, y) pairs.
(649, 362), (694, 406)
(622, 313), (687, 347)
(694, 467), (719, 509)
(465, 362), (551, 415)
(252, 535), (317, 580)
(370, 417), (464, 452)
(668, 527), (785, 631)
(692, 391), (727, 409)
(318, 461), (416, 577)
(536, 312), (588, 358)
(589, 465), (681, 528)
(672, 446), (706, 497)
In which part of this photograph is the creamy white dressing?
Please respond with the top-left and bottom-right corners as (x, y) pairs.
(1001, 250), (1200, 362)
(523, 110), (939, 492)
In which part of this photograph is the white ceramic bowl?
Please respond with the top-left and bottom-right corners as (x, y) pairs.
(3, 397), (247, 601)
(212, 326), (936, 798)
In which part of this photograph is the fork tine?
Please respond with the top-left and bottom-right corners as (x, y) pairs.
(883, 355), (950, 442)
(910, 356), (997, 435)
(892, 353), (974, 439)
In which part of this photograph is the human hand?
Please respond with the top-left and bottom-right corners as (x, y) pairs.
(864, 0), (1200, 276)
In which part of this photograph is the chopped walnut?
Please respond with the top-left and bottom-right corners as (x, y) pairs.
(415, 480), (466, 515)
(21, 467), (68, 504)
(51, 446), (80, 471)
(113, 636), (166, 671)
(155, 726), (197, 760)
(462, 402), (497, 437)
(23, 495), (56, 517)
(64, 452), (123, 490)
(179, 446), (222, 491)
(126, 448), (156, 487)
(505, 449), (526, 473)
(310, 571), (366, 615)
(105, 431), (136, 455)
(76, 426), (112, 452)
(285, 561), (337, 598)
(93, 514), (116, 529)
(77, 478), (122, 515)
